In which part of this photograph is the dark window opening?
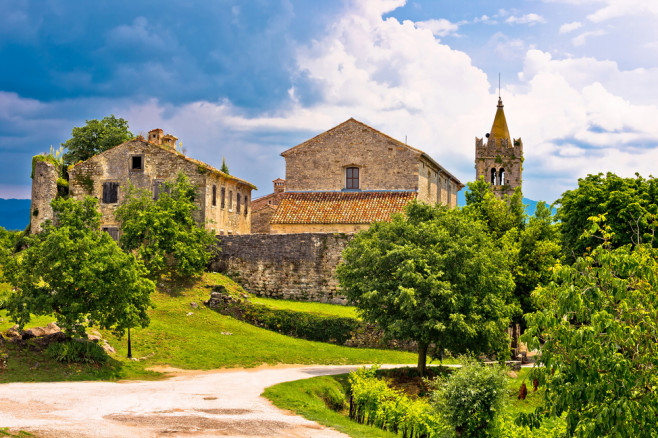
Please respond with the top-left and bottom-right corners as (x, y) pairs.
(229, 191), (233, 210)
(346, 167), (359, 189)
(499, 168), (505, 186)
(221, 187), (226, 209)
(490, 168), (498, 186)
(102, 182), (119, 204)
(212, 185), (217, 206)
(131, 156), (143, 171)
(237, 192), (241, 214)
(153, 180), (170, 200)
(102, 227), (120, 242)
(244, 195), (248, 216)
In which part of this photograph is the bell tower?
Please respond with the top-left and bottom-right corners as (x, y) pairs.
(475, 97), (523, 198)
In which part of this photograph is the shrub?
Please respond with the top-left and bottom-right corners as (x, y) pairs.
(431, 360), (507, 437)
(46, 339), (108, 364)
(349, 366), (450, 438)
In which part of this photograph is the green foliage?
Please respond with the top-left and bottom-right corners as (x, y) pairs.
(46, 339), (108, 364)
(220, 156), (229, 174)
(521, 223), (658, 436)
(349, 366), (451, 437)
(556, 172), (658, 262)
(431, 360), (507, 437)
(30, 154), (59, 179)
(338, 201), (514, 374)
(61, 115), (133, 165)
(464, 177), (562, 319)
(3, 197), (154, 338)
(115, 172), (216, 279)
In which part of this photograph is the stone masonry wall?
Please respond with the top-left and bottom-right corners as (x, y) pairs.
(30, 160), (58, 233)
(209, 233), (352, 304)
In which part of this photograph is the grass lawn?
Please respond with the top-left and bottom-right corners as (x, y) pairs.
(250, 296), (361, 319)
(0, 272), (417, 382)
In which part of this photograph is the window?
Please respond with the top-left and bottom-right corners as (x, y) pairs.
(102, 227), (120, 242)
(221, 187), (226, 208)
(346, 167), (359, 189)
(212, 185), (217, 206)
(498, 168), (505, 186)
(131, 155), (143, 171)
(237, 192), (241, 214)
(490, 168), (498, 186)
(229, 191), (233, 210)
(244, 195), (248, 216)
(153, 180), (169, 200)
(102, 182), (119, 204)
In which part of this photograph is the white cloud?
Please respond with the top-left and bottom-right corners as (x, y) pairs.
(415, 18), (460, 37)
(505, 13), (546, 25)
(543, 0), (658, 22)
(559, 21), (582, 33)
(572, 29), (606, 46)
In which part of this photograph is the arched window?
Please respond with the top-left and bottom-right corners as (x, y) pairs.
(499, 168), (505, 186)
(490, 168), (497, 185)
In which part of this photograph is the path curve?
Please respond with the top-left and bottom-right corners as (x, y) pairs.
(1, 364), (377, 437)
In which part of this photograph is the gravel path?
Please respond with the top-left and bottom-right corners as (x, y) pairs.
(0, 364), (377, 437)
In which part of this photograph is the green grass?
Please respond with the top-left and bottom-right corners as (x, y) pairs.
(250, 296), (361, 319)
(0, 273), (416, 382)
(0, 428), (33, 437)
(263, 374), (398, 438)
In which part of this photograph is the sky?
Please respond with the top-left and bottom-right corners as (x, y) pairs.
(1, 0), (657, 203)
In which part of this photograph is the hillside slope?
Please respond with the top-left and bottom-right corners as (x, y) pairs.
(0, 199), (30, 231)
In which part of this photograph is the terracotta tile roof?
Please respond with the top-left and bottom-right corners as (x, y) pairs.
(271, 191), (417, 224)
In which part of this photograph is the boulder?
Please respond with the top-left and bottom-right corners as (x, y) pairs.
(6, 325), (21, 338)
(190, 301), (199, 309)
(44, 322), (61, 335)
(102, 342), (116, 354)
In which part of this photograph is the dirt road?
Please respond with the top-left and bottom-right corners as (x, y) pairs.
(0, 365), (370, 437)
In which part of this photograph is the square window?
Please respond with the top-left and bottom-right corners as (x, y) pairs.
(102, 227), (120, 242)
(131, 155), (143, 171)
(102, 182), (119, 204)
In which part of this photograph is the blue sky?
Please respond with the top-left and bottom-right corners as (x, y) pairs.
(2, 0), (658, 203)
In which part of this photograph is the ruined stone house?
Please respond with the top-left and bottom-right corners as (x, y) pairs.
(31, 129), (256, 237)
(251, 118), (464, 233)
(475, 97), (524, 198)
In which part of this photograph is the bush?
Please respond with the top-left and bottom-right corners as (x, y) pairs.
(431, 360), (507, 437)
(46, 339), (108, 364)
(349, 366), (450, 438)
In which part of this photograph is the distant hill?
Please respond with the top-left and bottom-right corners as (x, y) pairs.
(0, 199), (31, 231)
(457, 190), (555, 217)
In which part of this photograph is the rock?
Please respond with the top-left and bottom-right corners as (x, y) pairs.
(44, 322), (61, 335)
(102, 342), (116, 354)
(24, 326), (47, 337)
(88, 335), (101, 342)
(6, 325), (21, 338)
(507, 371), (518, 379)
(186, 312), (193, 316)
(190, 302), (199, 309)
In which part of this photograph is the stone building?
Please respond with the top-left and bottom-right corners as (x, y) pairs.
(250, 178), (287, 234)
(475, 98), (523, 198)
(32, 129), (256, 237)
(251, 118), (464, 233)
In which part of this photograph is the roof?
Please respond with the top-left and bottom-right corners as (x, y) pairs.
(280, 118), (463, 187)
(490, 97), (511, 143)
(270, 191), (417, 224)
(70, 138), (257, 190)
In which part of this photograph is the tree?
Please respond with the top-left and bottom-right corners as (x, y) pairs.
(3, 197), (154, 338)
(62, 115), (133, 165)
(220, 156), (229, 175)
(521, 220), (658, 437)
(464, 176), (525, 239)
(115, 172), (216, 279)
(556, 172), (658, 262)
(336, 202), (515, 375)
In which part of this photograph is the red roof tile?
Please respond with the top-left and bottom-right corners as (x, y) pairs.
(271, 191), (417, 224)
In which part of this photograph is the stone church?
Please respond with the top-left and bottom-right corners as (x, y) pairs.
(475, 97), (523, 198)
(251, 118), (464, 234)
(31, 129), (256, 237)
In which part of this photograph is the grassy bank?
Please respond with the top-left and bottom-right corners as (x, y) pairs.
(0, 273), (417, 382)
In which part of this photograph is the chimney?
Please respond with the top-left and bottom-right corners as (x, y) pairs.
(273, 178), (286, 193)
(148, 128), (164, 145)
(162, 134), (178, 149)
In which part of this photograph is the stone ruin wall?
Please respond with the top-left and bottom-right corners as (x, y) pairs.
(209, 233), (352, 304)
(30, 160), (59, 233)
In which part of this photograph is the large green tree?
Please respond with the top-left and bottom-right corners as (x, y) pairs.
(556, 172), (658, 262)
(336, 202), (515, 375)
(62, 115), (133, 165)
(521, 222), (658, 437)
(115, 173), (216, 279)
(3, 197), (154, 338)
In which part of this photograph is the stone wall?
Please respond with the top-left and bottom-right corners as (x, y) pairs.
(209, 233), (352, 303)
(30, 160), (58, 233)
